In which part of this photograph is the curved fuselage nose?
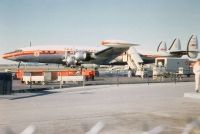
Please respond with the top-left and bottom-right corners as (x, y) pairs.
(2, 51), (20, 61)
(2, 49), (65, 64)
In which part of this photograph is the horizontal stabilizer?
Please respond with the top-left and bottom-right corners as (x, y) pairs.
(168, 35), (199, 58)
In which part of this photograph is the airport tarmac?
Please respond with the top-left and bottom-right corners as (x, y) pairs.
(1, 82), (200, 134)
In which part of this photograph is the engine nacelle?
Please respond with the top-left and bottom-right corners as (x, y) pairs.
(187, 35), (199, 59)
(66, 56), (77, 66)
(74, 51), (90, 61)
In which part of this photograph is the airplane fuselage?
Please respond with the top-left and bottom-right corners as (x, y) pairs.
(2, 46), (182, 66)
(2, 46), (98, 66)
(2, 35), (198, 67)
(3, 49), (72, 64)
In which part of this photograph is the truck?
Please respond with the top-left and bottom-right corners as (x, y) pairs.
(154, 57), (191, 76)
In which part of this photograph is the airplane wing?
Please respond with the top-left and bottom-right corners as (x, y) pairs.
(88, 47), (129, 65)
(86, 40), (139, 65)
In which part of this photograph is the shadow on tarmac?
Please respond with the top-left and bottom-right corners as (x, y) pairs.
(0, 90), (58, 100)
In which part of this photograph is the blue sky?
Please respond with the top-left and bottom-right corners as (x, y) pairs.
(1, 0), (200, 63)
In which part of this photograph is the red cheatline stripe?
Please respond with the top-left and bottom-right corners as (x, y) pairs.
(3, 50), (66, 59)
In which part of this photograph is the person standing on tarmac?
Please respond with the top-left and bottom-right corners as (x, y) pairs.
(193, 58), (200, 93)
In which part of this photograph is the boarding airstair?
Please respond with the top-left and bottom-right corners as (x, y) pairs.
(127, 46), (143, 70)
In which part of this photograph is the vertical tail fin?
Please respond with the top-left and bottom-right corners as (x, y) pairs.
(187, 35), (198, 58)
(157, 41), (167, 52)
(168, 38), (181, 51)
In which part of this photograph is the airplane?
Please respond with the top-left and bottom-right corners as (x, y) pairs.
(2, 35), (199, 69)
(2, 40), (139, 68)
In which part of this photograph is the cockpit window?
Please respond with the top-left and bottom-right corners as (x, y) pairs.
(4, 49), (23, 55)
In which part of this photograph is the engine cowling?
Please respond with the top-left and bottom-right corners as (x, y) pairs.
(66, 56), (77, 66)
(74, 51), (91, 61)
